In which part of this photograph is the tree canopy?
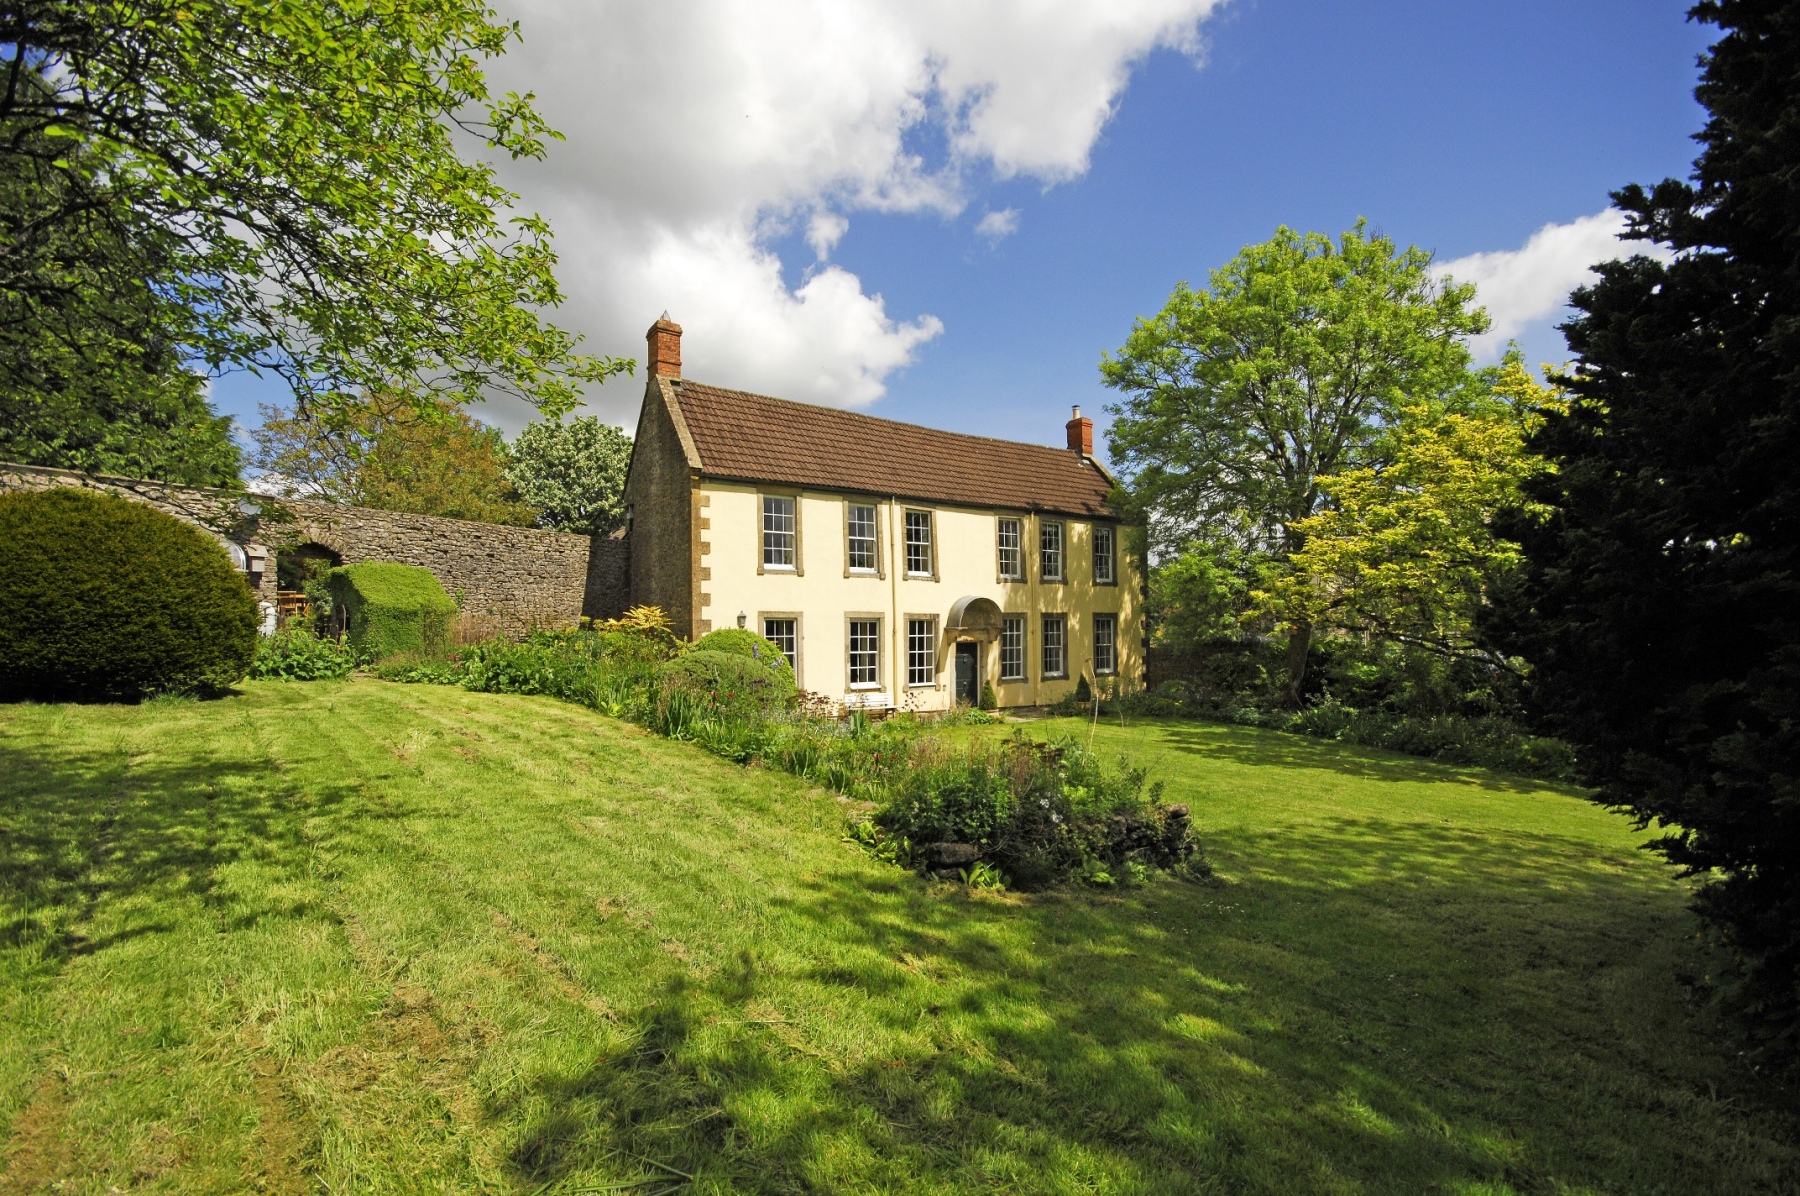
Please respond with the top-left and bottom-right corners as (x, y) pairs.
(1101, 222), (1488, 556)
(506, 415), (633, 535)
(0, 0), (627, 426)
(1268, 361), (1559, 665)
(1102, 221), (1489, 696)
(0, 68), (237, 484)
(252, 400), (533, 526)
(1488, 0), (1800, 1054)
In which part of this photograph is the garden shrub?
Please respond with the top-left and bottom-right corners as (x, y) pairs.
(691, 627), (795, 683)
(978, 679), (997, 711)
(0, 488), (257, 700)
(250, 626), (358, 681)
(657, 649), (797, 724)
(875, 733), (1198, 890)
(327, 563), (457, 660)
(1145, 634), (1576, 778)
(937, 705), (1000, 726)
(371, 648), (464, 685)
(883, 742), (1015, 846)
(457, 627), (668, 720)
(1114, 681), (1576, 781)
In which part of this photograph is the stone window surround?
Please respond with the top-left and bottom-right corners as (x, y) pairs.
(1041, 612), (1068, 679)
(1039, 518), (1065, 584)
(1093, 612), (1117, 675)
(846, 612), (884, 690)
(999, 614), (1026, 683)
(904, 614), (939, 688)
(760, 611), (802, 678)
(844, 497), (884, 578)
(902, 507), (937, 580)
(1093, 523), (1117, 586)
(757, 488), (804, 576)
(996, 515), (1024, 582)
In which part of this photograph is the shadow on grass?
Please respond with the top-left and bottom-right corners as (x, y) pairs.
(0, 735), (366, 969)
(502, 819), (1797, 1194)
(1135, 719), (1570, 795)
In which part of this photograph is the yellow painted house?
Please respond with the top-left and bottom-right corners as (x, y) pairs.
(622, 317), (1143, 712)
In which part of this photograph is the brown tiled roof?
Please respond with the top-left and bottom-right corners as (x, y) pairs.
(669, 381), (1116, 518)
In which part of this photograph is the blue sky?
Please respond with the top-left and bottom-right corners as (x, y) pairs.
(215, 0), (1713, 466)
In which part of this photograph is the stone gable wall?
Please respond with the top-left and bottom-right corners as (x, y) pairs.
(583, 534), (630, 621)
(0, 461), (630, 635)
(623, 379), (697, 637)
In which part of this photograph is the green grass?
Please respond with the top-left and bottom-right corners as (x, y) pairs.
(1, 683), (1794, 1194)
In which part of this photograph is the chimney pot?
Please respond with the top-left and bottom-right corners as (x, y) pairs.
(1066, 407), (1094, 456)
(647, 315), (682, 380)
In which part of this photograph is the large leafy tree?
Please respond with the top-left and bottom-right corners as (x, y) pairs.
(252, 400), (533, 526)
(505, 415), (633, 536)
(1102, 222), (1488, 698)
(1488, 0), (1800, 1052)
(1269, 361), (1558, 665)
(0, 0), (625, 425)
(0, 70), (238, 484)
(359, 407), (535, 526)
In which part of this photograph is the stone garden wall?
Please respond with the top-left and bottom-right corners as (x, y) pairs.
(0, 462), (631, 636)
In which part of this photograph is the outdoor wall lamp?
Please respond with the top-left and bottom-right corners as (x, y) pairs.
(737, 610), (747, 628)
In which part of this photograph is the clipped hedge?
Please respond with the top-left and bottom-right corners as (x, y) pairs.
(327, 563), (457, 660)
(0, 487), (257, 700)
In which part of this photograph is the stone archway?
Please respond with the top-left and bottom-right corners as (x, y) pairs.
(945, 595), (1003, 641)
(274, 541), (341, 625)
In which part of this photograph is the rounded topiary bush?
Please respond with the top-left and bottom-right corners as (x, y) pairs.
(0, 488), (258, 700)
(691, 627), (795, 683)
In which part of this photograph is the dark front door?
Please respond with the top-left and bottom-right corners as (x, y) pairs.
(955, 641), (979, 705)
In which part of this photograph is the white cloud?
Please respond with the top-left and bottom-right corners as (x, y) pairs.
(806, 211), (851, 261)
(975, 207), (1021, 243)
(483, 0), (1228, 423)
(1436, 209), (1666, 362)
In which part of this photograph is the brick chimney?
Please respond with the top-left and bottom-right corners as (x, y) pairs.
(1066, 405), (1093, 456)
(647, 313), (682, 379)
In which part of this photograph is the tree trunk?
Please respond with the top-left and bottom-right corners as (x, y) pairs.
(1284, 621), (1313, 707)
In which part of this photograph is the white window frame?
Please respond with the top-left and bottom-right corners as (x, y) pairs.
(762, 615), (800, 675)
(999, 615), (1025, 682)
(762, 495), (797, 571)
(904, 509), (935, 578)
(1040, 519), (1064, 582)
(847, 501), (879, 575)
(906, 617), (938, 687)
(847, 617), (881, 690)
(1041, 613), (1067, 679)
(1093, 524), (1116, 586)
(1093, 613), (1117, 676)
(997, 516), (1023, 580)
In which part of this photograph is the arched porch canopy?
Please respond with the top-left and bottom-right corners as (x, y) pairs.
(945, 595), (1003, 642)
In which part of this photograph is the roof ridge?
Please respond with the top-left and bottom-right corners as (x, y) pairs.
(674, 378), (1092, 459)
(667, 378), (1116, 518)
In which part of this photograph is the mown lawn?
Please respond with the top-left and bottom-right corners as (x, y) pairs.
(0, 682), (1794, 1194)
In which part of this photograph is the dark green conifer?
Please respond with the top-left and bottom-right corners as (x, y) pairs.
(1490, 0), (1800, 1054)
